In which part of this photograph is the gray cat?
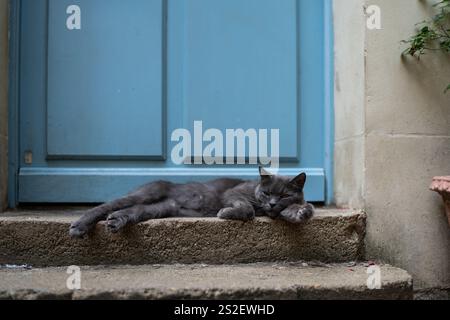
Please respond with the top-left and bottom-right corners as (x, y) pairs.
(69, 167), (315, 238)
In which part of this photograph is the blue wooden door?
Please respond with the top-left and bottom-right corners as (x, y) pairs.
(14, 0), (333, 205)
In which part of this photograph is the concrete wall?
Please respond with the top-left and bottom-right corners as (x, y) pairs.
(334, 0), (450, 290)
(0, 0), (8, 212)
(334, 0), (366, 210)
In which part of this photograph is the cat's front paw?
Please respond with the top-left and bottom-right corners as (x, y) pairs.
(106, 213), (129, 233)
(217, 208), (255, 221)
(217, 208), (232, 220)
(69, 221), (90, 239)
(280, 204), (315, 224)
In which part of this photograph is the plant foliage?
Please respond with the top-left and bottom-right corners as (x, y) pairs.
(402, 0), (450, 93)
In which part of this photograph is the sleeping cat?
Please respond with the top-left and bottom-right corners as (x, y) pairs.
(69, 167), (315, 238)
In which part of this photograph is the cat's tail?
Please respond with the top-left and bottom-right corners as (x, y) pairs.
(280, 202), (315, 224)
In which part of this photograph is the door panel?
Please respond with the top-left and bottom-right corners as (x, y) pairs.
(184, 0), (299, 160)
(15, 0), (330, 204)
(47, 0), (164, 158)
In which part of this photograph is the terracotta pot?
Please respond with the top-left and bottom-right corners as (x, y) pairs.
(430, 176), (450, 227)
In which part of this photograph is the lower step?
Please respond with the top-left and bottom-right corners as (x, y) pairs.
(0, 208), (365, 267)
(0, 263), (412, 300)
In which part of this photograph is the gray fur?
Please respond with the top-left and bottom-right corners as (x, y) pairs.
(69, 168), (315, 238)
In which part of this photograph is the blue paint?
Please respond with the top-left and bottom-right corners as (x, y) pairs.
(7, 0), (21, 208)
(19, 167), (325, 203)
(182, 0), (299, 159)
(47, 0), (165, 158)
(11, 0), (334, 205)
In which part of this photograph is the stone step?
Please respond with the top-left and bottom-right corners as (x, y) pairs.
(0, 263), (413, 300)
(0, 208), (366, 267)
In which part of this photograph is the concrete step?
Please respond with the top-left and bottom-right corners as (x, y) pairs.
(0, 208), (366, 267)
(0, 263), (413, 300)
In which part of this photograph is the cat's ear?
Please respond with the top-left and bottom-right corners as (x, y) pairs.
(259, 166), (272, 183)
(289, 172), (307, 190)
(259, 166), (272, 176)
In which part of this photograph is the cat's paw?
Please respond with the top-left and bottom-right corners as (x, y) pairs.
(217, 208), (233, 220)
(217, 208), (255, 221)
(280, 204), (314, 224)
(69, 221), (90, 239)
(106, 214), (128, 233)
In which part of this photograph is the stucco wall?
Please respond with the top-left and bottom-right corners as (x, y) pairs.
(0, 0), (8, 211)
(334, 0), (450, 290)
(334, 0), (366, 210)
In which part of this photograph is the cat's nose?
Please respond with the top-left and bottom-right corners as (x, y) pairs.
(269, 203), (276, 208)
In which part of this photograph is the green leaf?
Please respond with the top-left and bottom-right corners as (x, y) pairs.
(402, 1), (450, 94)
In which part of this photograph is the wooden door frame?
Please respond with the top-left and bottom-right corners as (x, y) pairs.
(8, 0), (21, 208)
